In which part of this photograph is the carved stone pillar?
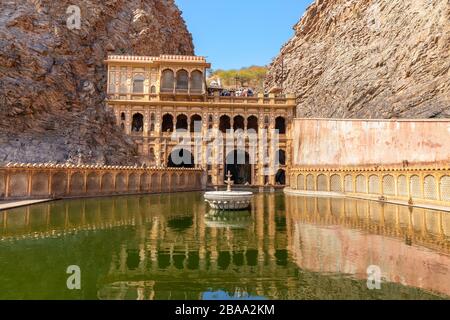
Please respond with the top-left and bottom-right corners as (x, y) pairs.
(144, 111), (149, 137)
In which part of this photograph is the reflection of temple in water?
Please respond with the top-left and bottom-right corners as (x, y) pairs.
(1, 194), (449, 299)
(286, 196), (450, 297)
(98, 194), (296, 300)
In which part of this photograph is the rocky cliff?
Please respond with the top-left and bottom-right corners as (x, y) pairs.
(265, 0), (450, 118)
(0, 0), (194, 165)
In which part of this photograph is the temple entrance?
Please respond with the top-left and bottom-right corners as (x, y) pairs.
(168, 149), (195, 168)
(132, 113), (144, 132)
(225, 150), (252, 185)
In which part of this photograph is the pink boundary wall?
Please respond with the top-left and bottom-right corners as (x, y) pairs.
(293, 119), (450, 167)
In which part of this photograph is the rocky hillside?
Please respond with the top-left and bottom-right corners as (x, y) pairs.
(265, 0), (450, 118)
(0, 0), (194, 165)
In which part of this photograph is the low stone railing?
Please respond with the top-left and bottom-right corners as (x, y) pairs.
(288, 166), (450, 209)
(0, 163), (205, 200)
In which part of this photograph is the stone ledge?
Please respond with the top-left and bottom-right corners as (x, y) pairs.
(283, 188), (450, 213)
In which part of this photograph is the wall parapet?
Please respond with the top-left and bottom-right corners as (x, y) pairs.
(289, 166), (450, 209)
(0, 164), (205, 201)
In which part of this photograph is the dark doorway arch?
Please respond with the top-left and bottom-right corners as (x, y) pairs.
(176, 114), (188, 131)
(190, 114), (202, 133)
(132, 113), (144, 132)
(275, 117), (286, 134)
(247, 116), (258, 133)
(219, 115), (231, 133)
(225, 150), (252, 185)
(233, 115), (245, 131)
(168, 149), (195, 168)
(162, 114), (174, 133)
(275, 169), (286, 185)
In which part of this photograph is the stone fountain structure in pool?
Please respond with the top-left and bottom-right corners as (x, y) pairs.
(204, 172), (254, 211)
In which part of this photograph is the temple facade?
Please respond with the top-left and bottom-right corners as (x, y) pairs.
(105, 55), (296, 187)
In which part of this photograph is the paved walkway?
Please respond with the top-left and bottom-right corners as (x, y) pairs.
(0, 199), (53, 211)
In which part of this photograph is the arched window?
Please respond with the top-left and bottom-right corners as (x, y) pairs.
(297, 175), (305, 190)
(383, 175), (395, 196)
(161, 69), (174, 92)
(331, 175), (343, 192)
(306, 174), (315, 191)
(424, 175), (437, 200)
(190, 70), (203, 93)
(176, 70), (189, 91)
(247, 116), (258, 133)
(162, 114), (174, 133)
(397, 175), (408, 197)
(176, 114), (188, 131)
(356, 175), (367, 193)
(440, 176), (450, 201)
(190, 114), (202, 133)
(219, 115), (231, 133)
(369, 175), (380, 194)
(131, 113), (144, 132)
(233, 115), (245, 131)
(150, 85), (156, 94)
(132, 74), (145, 93)
(275, 117), (286, 134)
(317, 174), (328, 191)
(410, 175), (421, 198)
(120, 112), (126, 121)
(344, 175), (353, 192)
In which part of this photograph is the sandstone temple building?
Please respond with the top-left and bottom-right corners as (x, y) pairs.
(105, 54), (296, 188)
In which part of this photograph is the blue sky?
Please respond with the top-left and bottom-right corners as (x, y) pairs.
(175, 0), (312, 70)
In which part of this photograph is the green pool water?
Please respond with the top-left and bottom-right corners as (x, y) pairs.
(0, 192), (449, 300)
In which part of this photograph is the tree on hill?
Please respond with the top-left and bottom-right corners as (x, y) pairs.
(208, 66), (268, 91)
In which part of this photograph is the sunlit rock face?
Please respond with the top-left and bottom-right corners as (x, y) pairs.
(265, 0), (450, 119)
(0, 0), (194, 165)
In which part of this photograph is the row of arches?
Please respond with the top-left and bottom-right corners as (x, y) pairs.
(162, 114), (203, 133)
(167, 148), (286, 168)
(160, 114), (286, 134)
(121, 113), (287, 135)
(1, 171), (203, 199)
(111, 69), (204, 95)
(161, 69), (203, 93)
(293, 173), (450, 202)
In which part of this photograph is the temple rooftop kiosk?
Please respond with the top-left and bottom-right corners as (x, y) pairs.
(204, 171), (253, 211)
